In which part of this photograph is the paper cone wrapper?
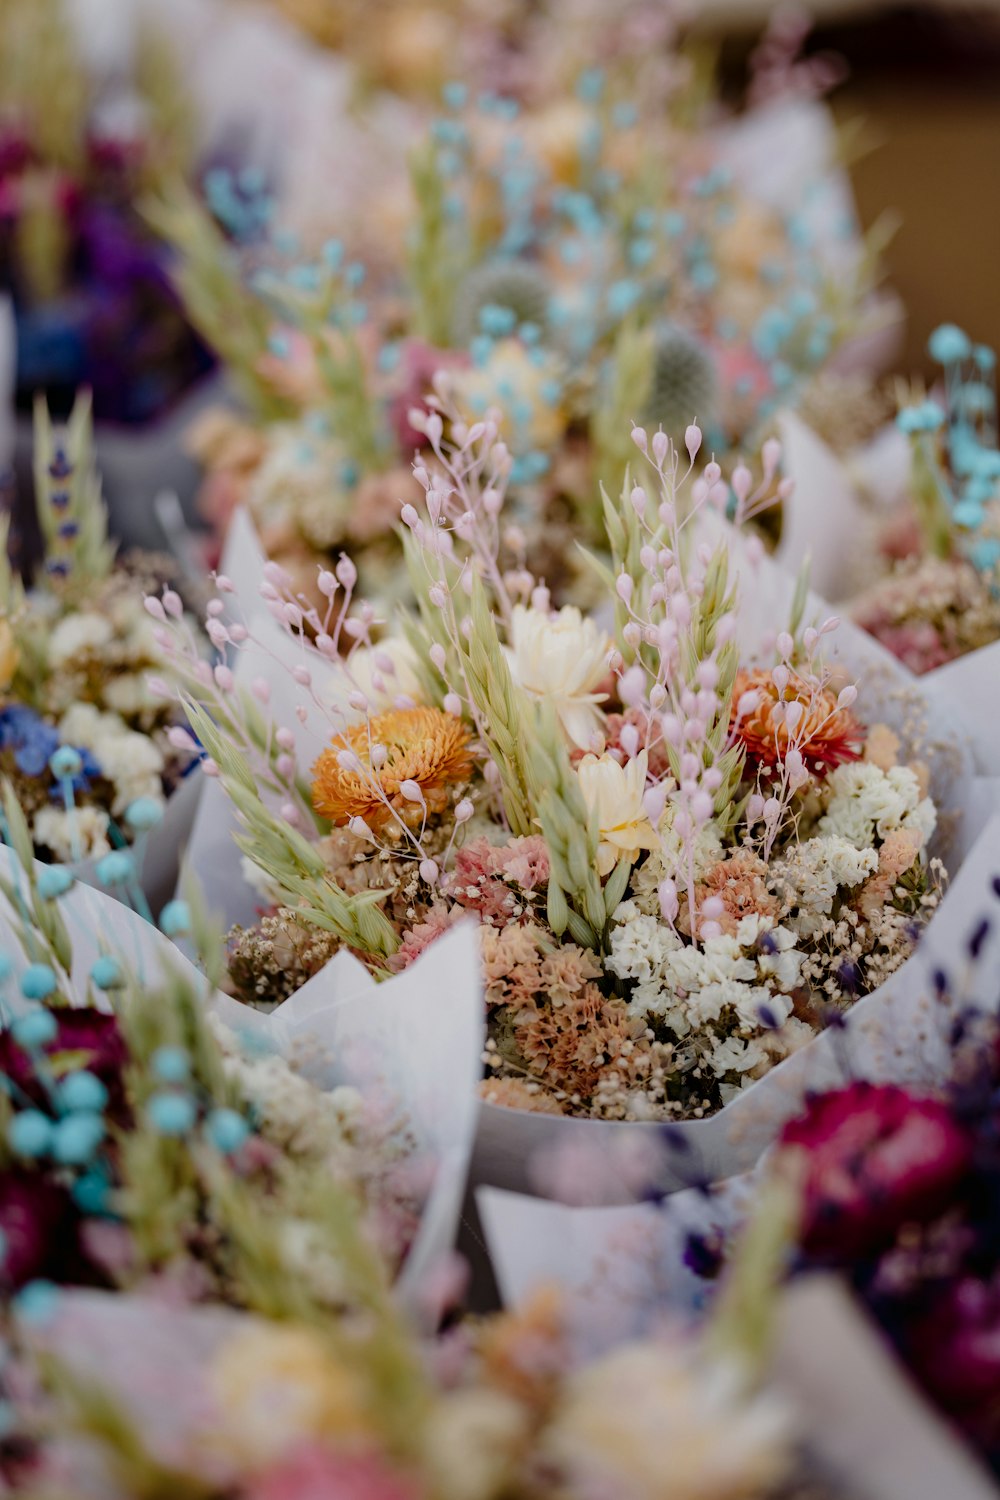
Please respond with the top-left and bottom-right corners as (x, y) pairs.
(0, 848), (483, 1320)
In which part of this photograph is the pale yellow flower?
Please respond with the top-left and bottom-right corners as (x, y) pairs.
(576, 750), (657, 876)
(206, 1322), (370, 1469)
(507, 604), (609, 750)
(541, 1342), (789, 1500)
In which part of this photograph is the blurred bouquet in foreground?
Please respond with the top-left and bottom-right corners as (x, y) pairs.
(157, 410), (953, 1124)
(0, 393), (199, 875)
(0, 0), (212, 424)
(0, 824), (809, 1500)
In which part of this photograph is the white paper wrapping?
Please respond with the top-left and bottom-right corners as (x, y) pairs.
(0, 846), (483, 1320)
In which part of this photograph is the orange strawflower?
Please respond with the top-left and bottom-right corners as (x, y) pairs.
(730, 666), (863, 776)
(312, 706), (473, 832)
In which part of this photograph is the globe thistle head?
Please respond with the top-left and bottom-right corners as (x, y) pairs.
(453, 259), (552, 347)
(645, 324), (718, 441)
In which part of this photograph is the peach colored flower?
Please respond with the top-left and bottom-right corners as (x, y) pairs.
(684, 848), (779, 937)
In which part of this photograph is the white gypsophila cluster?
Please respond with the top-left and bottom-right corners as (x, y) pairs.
(662, 914), (802, 1033)
(770, 835), (879, 939)
(211, 1019), (367, 1163)
(608, 904), (803, 1055)
(47, 610), (115, 668)
(33, 804), (112, 862)
(606, 899), (684, 1019)
(59, 702), (165, 816)
(817, 762), (937, 851)
(628, 824), (726, 916)
(102, 672), (157, 718)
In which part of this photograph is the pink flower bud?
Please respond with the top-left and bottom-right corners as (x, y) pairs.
(685, 424), (702, 460)
(631, 486), (647, 516)
(276, 753), (296, 779)
(251, 677), (271, 704)
(293, 666), (312, 687)
(691, 789), (713, 823)
(429, 585), (447, 608)
(349, 816), (373, 840)
(370, 743), (388, 768)
(704, 461), (721, 485)
(144, 595), (166, 622)
(206, 599), (225, 618)
(401, 504), (419, 528)
(837, 685), (858, 709)
(214, 664), (234, 692)
(318, 570), (338, 597)
(335, 555), (358, 589)
(455, 798), (474, 823)
(315, 634), (337, 657)
(230, 624), (248, 643)
(732, 465), (752, 503)
(772, 665), (789, 693)
(620, 723), (640, 759)
(430, 643), (447, 672)
(631, 425), (648, 453)
(214, 575), (234, 593)
(162, 590), (183, 619)
(280, 803), (300, 827)
(167, 727), (198, 751)
(337, 749), (362, 772)
(820, 615), (840, 635)
(762, 437), (782, 474)
(420, 859), (440, 885)
(619, 664), (646, 707)
(777, 631), (794, 659)
(699, 920), (723, 941)
(444, 693), (463, 717)
(203, 757), (219, 777)
(643, 784), (667, 825)
(658, 878), (678, 922)
(146, 676), (170, 699)
(400, 779), (425, 803)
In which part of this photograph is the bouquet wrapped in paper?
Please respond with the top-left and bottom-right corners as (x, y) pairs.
(153, 401), (995, 1201)
(776, 324), (1000, 775)
(0, 811), (850, 1500)
(0, 394), (201, 910)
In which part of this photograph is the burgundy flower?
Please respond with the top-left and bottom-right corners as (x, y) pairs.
(0, 1172), (77, 1289)
(0, 1009), (129, 1120)
(903, 1275), (1000, 1454)
(781, 1083), (972, 1261)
